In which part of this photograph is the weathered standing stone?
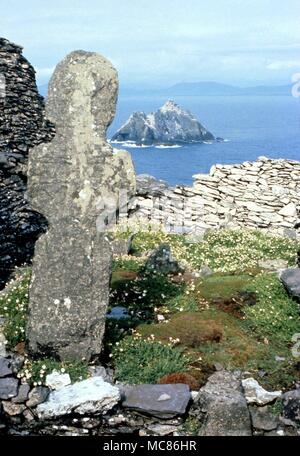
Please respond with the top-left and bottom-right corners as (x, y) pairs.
(26, 51), (135, 361)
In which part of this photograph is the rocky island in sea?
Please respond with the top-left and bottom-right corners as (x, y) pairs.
(111, 99), (216, 146)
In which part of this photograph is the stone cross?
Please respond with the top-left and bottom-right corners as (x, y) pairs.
(26, 51), (135, 361)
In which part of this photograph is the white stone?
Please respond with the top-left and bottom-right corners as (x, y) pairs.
(278, 203), (297, 218)
(0, 327), (7, 357)
(157, 393), (171, 402)
(37, 377), (120, 419)
(242, 378), (281, 405)
(45, 370), (72, 390)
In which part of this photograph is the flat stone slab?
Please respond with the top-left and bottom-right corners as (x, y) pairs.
(280, 269), (300, 301)
(37, 377), (120, 419)
(121, 384), (190, 418)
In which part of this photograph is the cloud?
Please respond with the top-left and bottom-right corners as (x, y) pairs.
(266, 60), (300, 70)
(36, 67), (55, 77)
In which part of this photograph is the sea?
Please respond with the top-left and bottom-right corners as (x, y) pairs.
(108, 95), (300, 186)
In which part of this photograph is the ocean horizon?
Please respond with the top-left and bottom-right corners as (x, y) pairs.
(109, 94), (300, 186)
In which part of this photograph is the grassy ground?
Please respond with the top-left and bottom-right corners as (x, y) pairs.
(1, 227), (299, 390)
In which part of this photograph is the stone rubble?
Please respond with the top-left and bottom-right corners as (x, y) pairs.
(0, 355), (299, 436)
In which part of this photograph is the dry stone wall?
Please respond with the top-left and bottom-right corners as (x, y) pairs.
(129, 157), (300, 234)
(0, 38), (54, 289)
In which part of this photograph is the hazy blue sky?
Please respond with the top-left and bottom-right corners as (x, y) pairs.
(1, 0), (300, 87)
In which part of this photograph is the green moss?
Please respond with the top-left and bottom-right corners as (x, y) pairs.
(139, 312), (223, 347)
(197, 274), (253, 301)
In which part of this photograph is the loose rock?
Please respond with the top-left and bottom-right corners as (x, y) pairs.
(194, 371), (252, 436)
(0, 377), (19, 400)
(242, 378), (282, 405)
(26, 386), (50, 408)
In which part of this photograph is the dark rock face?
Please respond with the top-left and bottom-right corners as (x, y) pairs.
(136, 174), (170, 197)
(121, 384), (191, 418)
(111, 100), (215, 145)
(283, 390), (300, 425)
(26, 51), (133, 361)
(280, 269), (300, 302)
(0, 38), (54, 289)
(0, 357), (13, 378)
(194, 371), (252, 436)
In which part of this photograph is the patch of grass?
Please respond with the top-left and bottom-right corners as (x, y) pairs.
(112, 335), (189, 384)
(0, 268), (31, 348)
(163, 294), (199, 313)
(269, 400), (284, 417)
(244, 273), (300, 344)
(181, 417), (201, 436)
(112, 256), (144, 273)
(18, 358), (90, 386)
(117, 225), (300, 274)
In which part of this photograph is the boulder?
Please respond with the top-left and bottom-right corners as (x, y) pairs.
(121, 384), (191, 418)
(26, 50), (135, 361)
(136, 174), (170, 197)
(0, 357), (13, 378)
(249, 406), (279, 431)
(11, 383), (30, 404)
(2, 401), (25, 416)
(280, 269), (300, 302)
(242, 378), (282, 405)
(37, 377), (120, 419)
(194, 371), (252, 436)
(0, 377), (19, 400)
(141, 244), (184, 275)
(26, 386), (50, 407)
